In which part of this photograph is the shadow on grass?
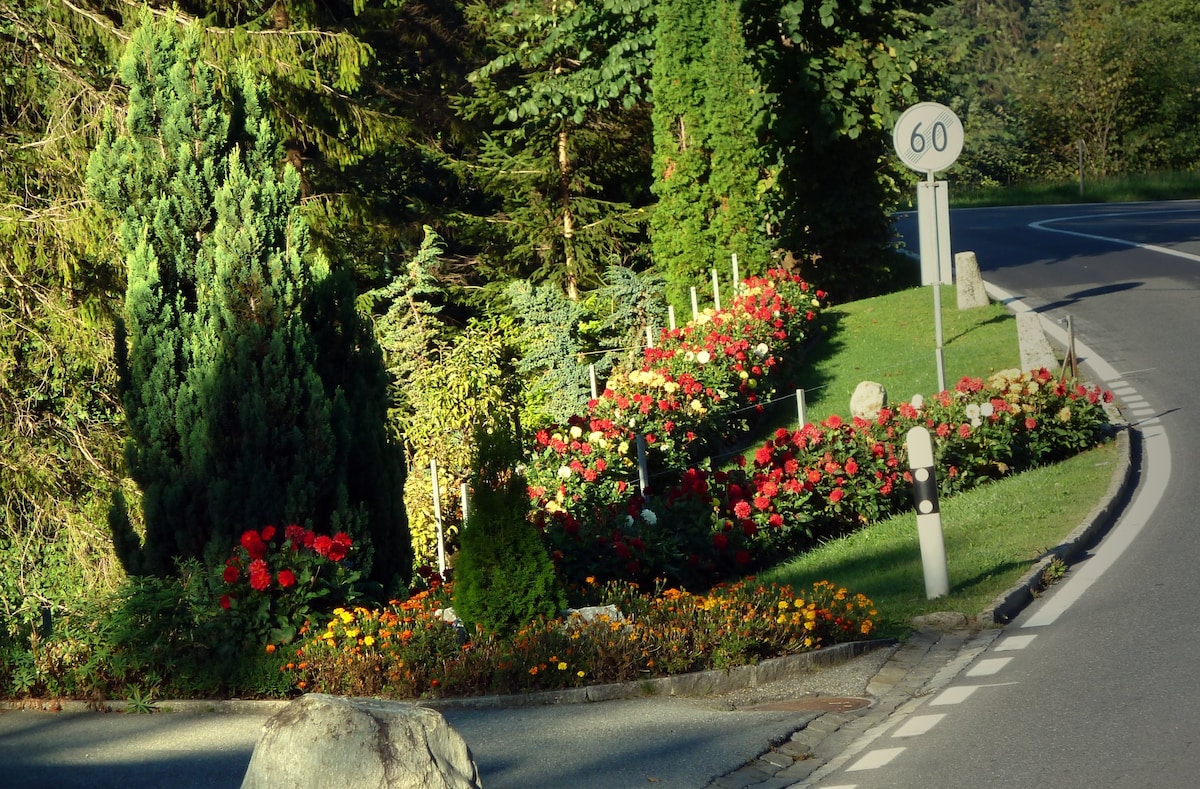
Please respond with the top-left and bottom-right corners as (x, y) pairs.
(773, 311), (848, 423)
(944, 313), (1012, 347)
(709, 312), (848, 467)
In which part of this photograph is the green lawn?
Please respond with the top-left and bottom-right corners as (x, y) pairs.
(758, 286), (1019, 433)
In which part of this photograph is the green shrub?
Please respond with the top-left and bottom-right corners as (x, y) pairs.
(452, 432), (566, 637)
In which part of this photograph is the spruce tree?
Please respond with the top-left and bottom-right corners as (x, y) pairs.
(88, 20), (406, 580)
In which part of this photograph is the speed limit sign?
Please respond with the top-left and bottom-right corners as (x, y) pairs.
(893, 102), (963, 175)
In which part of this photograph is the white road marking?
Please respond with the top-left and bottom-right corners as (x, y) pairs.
(845, 747), (906, 771)
(930, 686), (979, 706)
(1029, 210), (1200, 264)
(994, 634), (1037, 651)
(891, 713), (946, 738)
(966, 657), (1013, 677)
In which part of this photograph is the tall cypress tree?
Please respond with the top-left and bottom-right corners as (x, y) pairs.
(650, 0), (771, 309)
(87, 20), (407, 581)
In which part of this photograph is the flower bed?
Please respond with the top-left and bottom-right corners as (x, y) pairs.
(537, 367), (1114, 589)
(282, 578), (876, 699)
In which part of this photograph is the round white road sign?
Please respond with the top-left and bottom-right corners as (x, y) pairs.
(893, 102), (963, 174)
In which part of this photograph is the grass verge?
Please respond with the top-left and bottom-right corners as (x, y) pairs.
(761, 438), (1119, 638)
(948, 170), (1200, 208)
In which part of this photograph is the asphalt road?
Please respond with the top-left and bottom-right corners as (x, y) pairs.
(813, 200), (1200, 788)
(0, 678), (871, 789)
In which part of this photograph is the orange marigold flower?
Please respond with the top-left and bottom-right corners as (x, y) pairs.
(265, 644), (276, 654)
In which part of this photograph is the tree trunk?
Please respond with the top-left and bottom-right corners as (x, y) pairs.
(558, 124), (578, 301)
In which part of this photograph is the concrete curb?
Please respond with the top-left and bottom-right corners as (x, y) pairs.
(416, 639), (893, 712)
(0, 641), (895, 716)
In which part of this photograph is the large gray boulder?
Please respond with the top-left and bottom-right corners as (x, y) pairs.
(241, 693), (482, 789)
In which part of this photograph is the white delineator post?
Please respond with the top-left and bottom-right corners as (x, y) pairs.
(906, 426), (949, 599)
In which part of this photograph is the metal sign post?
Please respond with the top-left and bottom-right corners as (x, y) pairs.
(894, 102), (964, 394)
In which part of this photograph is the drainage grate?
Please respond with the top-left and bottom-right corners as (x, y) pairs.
(745, 696), (870, 713)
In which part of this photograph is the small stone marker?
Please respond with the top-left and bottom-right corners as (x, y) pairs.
(241, 693), (482, 789)
(850, 381), (887, 421)
(1016, 312), (1059, 373)
(954, 251), (989, 310)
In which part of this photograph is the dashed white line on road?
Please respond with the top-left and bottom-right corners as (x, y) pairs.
(845, 747), (906, 771)
(891, 713), (946, 738)
(930, 685), (979, 706)
(994, 634), (1037, 651)
(966, 657), (1013, 677)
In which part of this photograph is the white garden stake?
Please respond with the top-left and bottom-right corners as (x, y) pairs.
(430, 458), (446, 577)
(690, 286), (699, 320)
(589, 363), (599, 399)
(711, 268), (721, 311)
(906, 426), (949, 599)
(795, 388), (807, 427)
(731, 253), (740, 295)
(636, 434), (649, 493)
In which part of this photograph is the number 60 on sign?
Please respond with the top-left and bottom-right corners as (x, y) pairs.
(892, 102), (963, 175)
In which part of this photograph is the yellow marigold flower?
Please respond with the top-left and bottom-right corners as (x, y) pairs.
(363, 635), (376, 646)
(577, 671), (586, 678)
(558, 662), (568, 671)
(345, 628), (360, 638)
(778, 600), (789, 610)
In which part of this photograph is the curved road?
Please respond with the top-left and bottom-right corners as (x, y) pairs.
(809, 201), (1200, 788)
